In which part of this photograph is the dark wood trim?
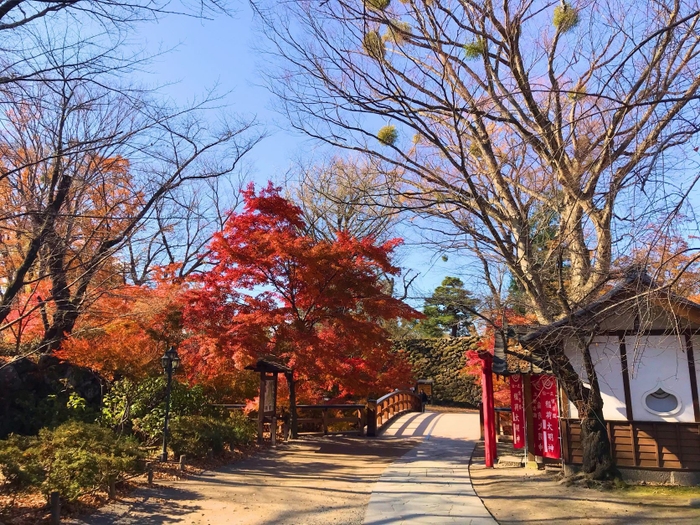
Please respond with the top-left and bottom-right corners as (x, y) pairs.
(598, 328), (700, 337)
(652, 423), (661, 468)
(559, 383), (570, 419)
(617, 332), (634, 421)
(560, 417), (570, 463)
(685, 333), (700, 423)
(523, 374), (536, 462)
(630, 423), (638, 467)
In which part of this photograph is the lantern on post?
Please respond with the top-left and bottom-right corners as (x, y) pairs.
(160, 345), (180, 462)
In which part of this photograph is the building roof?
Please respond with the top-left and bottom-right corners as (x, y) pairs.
(518, 269), (700, 349)
(244, 358), (292, 374)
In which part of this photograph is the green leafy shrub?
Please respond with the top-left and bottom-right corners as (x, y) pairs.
(463, 38), (486, 60)
(365, 0), (390, 10)
(377, 125), (398, 146)
(169, 413), (256, 458)
(363, 30), (386, 60)
(553, 2), (579, 32)
(0, 435), (43, 491)
(0, 421), (143, 501)
(101, 377), (226, 444)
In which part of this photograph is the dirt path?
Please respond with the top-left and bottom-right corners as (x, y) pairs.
(469, 443), (700, 524)
(68, 436), (420, 525)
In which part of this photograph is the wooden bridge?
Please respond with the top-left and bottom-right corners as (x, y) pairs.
(217, 389), (426, 444)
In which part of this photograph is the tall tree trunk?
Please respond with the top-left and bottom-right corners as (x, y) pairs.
(578, 403), (615, 479)
(548, 341), (616, 479)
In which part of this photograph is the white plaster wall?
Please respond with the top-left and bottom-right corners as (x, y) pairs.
(626, 335), (695, 422)
(563, 336), (627, 421)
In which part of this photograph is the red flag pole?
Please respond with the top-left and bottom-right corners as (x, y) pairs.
(479, 351), (496, 467)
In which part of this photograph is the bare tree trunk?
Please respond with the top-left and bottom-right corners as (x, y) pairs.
(548, 339), (616, 479)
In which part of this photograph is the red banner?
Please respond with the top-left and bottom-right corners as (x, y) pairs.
(531, 374), (561, 459)
(509, 375), (525, 449)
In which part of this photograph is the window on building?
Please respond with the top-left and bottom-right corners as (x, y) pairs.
(645, 388), (679, 414)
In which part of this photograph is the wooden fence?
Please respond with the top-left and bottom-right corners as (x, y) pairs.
(214, 390), (423, 440)
(561, 419), (700, 470)
(295, 404), (366, 435)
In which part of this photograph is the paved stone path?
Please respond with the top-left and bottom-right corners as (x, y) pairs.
(69, 411), (493, 524)
(364, 412), (496, 525)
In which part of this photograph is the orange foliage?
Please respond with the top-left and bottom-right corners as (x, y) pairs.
(615, 227), (700, 299)
(183, 183), (421, 400)
(56, 281), (183, 380)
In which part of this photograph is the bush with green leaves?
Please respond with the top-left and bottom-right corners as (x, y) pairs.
(0, 421), (143, 501)
(0, 434), (43, 491)
(169, 413), (256, 458)
(101, 377), (226, 444)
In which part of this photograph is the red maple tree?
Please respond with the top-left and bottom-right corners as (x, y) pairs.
(182, 183), (420, 399)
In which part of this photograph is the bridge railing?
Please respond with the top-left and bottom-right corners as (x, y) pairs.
(214, 391), (422, 440)
(367, 390), (423, 437)
(294, 404), (366, 436)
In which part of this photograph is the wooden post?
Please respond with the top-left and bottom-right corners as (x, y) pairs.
(108, 475), (116, 499)
(271, 372), (278, 445)
(179, 455), (186, 472)
(367, 399), (377, 437)
(50, 491), (60, 525)
(271, 416), (277, 445)
(479, 402), (484, 440)
(147, 466), (154, 485)
(523, 373), (537, 465)
(322, 407), (329, 435)
(480, 352), (497, 467)
(357, 408), (364, 436)
(258, 372), (266, 444)
(495, 411), (501, 443)
(286, 371), (298, 439)
(282, 417), (290, 441)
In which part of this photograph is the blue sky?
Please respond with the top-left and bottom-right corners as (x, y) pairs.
(129, 6), (461, 304)
(127, 5), (700, 307)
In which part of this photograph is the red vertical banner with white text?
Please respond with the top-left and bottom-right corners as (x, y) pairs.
(531, 375), (561, 459)
(509, 375), (526, 448)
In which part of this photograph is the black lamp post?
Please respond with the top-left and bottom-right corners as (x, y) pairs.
(160, 345), (180, 462)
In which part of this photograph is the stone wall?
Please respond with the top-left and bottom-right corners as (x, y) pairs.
(395, 337), (481, 406)
(0, 355), (102, 438)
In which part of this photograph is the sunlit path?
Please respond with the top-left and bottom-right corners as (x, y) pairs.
(364, 411), (495, 525)
(68, 411), (492, 525)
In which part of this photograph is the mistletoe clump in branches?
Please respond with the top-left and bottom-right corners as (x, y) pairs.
(463, 38), (487, 60)
(365, 0), (391, 11)
(553, 2), (579, 32)
(377, 125), (398, 145)
(363, 30), (386, 60)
